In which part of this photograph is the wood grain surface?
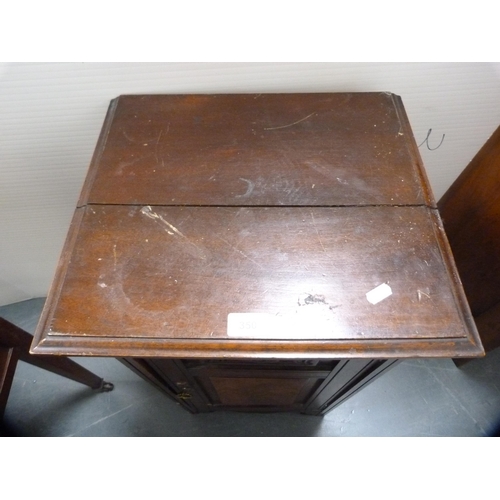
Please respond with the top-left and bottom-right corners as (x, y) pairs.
(31, 93), (482, 360)
(80, 93), (434, 207)
(41, 204), (470, 342)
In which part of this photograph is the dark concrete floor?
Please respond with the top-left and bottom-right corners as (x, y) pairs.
(1, 298), (500, 437)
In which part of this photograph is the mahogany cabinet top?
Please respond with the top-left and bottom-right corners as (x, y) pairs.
(31, 93), (483, 359)
(79, 93), (435, 207)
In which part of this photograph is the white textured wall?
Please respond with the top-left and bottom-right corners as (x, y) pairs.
(1, 62), (499, 305)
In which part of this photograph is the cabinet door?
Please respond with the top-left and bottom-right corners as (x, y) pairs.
(122, 357), (210, 413)
(152, 359), (338, 413)
(303, 359), (399, 415)
(139, 358), (398, 414)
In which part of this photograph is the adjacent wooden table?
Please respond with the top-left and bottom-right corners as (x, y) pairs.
(31, 93), (483, 415)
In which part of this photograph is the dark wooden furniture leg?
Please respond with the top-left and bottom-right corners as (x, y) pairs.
(0, 346), (20, 419)
(0, 317), (113, 418)
(438, 125), (500, 366)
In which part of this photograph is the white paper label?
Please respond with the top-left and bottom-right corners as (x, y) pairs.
(227, 313), (277, 337)
(227, 312), (339, 339)
(366, 283), (392, 305)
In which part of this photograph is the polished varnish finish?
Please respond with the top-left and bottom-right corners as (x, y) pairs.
(438, 125), (500, 360)
(31, 94), (483, 414)
(80, 93), (434, 207)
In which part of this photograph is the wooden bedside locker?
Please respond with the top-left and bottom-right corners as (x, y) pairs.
(31, 93), (483, 415)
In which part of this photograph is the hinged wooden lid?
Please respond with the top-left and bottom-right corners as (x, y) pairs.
(79, 93), (435, 207)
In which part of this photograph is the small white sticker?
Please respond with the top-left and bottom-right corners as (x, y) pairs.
(228, 313), (277, 338)
(366, 283), (392, 305)
(227, 312), (339, 339)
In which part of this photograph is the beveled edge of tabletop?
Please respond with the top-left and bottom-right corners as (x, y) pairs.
(30, 333), (484, 360)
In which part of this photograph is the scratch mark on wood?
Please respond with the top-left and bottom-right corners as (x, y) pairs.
(141, 206), (184, 236)
(304, 159), (339, 183)
(156, 129), (163, 145)
(217, 236), (264, 269)
(264, 112), (316, 131)
(123, 130), (135, 142)
(235, 177), (255, 198)
(155, 129), (165, 165)
(310, 211), (327, 254)
(140, 206), (206, 259)
(113, 244), (117, 269)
